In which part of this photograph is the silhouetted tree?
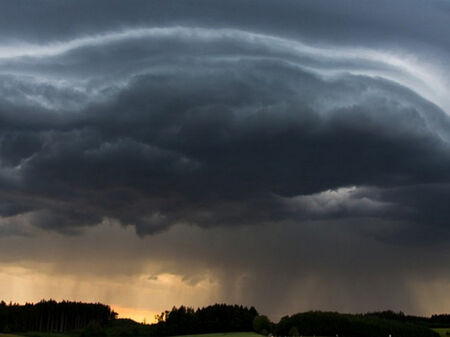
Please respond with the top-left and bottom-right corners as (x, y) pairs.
(275, 311), (439, 337)
(288, 326), (299, 336)
(152, 304), (258, 336)
(253, 315), (271, 334)
(0, 299), (116, 333)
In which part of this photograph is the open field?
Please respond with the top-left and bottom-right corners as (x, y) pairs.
(434, 328), (450, 337)
(175, 333), (262, 337)
(0, 333), (78, 337)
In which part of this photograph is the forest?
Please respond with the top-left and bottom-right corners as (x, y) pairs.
(273, 311), (445, 337)
(0, 300), (448, 337)
(0, 300), (116, 333)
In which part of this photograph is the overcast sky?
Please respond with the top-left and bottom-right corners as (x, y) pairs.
(0, 0), (449, 322)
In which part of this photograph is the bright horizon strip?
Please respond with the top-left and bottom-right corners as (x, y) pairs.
(0, 26), (448, 114)
(113, 305), (159, 324)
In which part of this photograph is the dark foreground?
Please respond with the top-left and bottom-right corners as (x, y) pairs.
(1, 300), (449, 337)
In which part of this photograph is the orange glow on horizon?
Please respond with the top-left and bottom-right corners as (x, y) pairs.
(113, 305), (159, 324)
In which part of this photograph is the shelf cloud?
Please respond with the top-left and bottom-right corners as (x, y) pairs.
(0, 0), (449, 320)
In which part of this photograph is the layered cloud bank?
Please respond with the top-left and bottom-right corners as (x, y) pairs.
(0, 0), (449, 318)
(1, 26), (449, 237)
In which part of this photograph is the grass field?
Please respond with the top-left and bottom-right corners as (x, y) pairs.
(0, 333), (77, 337)
(0, 333), (261, 337)
(434, 328), (450, 337)
(175, 333), (261, 337)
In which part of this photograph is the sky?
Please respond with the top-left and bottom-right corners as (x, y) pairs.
(0, 0), (449, 323)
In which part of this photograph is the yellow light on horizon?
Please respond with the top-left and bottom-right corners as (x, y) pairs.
(113, 305), (159, 324)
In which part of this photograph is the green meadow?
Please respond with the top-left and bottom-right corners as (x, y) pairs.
(175, 333), (261, 337)
(434, 328), (450, 337)
(0, 333), (80, 337)
(1, 333), (262, 337)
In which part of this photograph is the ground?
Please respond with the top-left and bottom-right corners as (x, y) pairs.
(434, 328), (450, 337)
(175, 333), (262, 337)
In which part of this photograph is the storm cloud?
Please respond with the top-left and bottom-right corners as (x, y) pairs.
(0, 0), (449, 319)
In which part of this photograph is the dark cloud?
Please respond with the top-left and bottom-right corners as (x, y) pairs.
(0, 0), (449, 317)
(1, 0), (450, 53)
(0, 27), (448, 239)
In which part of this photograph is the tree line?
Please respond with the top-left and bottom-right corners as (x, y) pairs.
(148, 304), (259, 336)
(0, 300), (117, 333)
(269, 311), (440, 337)
(367, 310), (450, 328)
(0, 300), (447, 337)
(116, 306), (443, 337)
